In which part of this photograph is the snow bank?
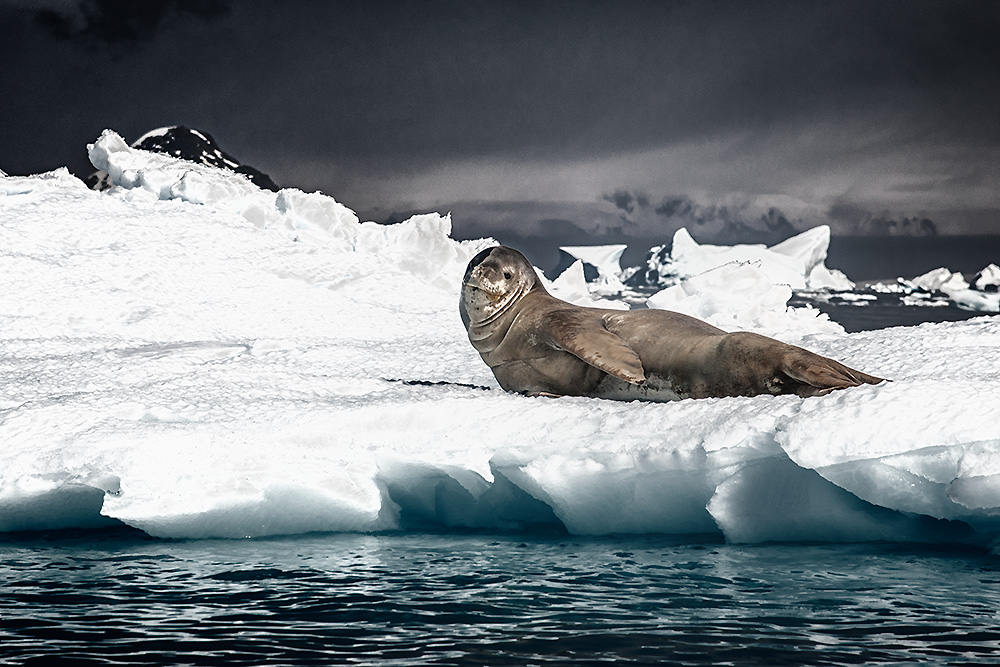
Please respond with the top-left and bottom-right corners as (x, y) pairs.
(646, 261), (844, 339)
(3, 131), (1000, 550)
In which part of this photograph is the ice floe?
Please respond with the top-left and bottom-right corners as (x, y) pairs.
(2, 130), (999, 551)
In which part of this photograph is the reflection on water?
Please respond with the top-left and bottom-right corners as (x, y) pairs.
(1, 530), (998, 665)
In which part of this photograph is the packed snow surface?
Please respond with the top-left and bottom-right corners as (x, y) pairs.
(2, 130), (1000, 550)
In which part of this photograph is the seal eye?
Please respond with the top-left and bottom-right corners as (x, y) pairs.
(503, 271), (512, 280)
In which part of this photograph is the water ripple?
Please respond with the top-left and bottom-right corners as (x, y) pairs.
(1, 533), (998, 665)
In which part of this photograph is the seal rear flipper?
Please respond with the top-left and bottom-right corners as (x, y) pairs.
(784, 356), (886, 397)
(551, 326), (646, 385)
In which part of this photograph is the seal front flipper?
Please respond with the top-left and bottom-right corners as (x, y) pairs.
(548, 317), (646, 385)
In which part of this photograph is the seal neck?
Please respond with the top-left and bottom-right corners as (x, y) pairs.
(467, 283), (546, 353)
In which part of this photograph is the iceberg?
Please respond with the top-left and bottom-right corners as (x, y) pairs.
(910, 267), (971, 293)
(976, 264), (1000, 291)
(542, 260), (630, 310)
(905, 267), (1000, 313)
(639, 225), (854, 292)
(2, 130), (1000, 551)
(558, 244), (628, 294)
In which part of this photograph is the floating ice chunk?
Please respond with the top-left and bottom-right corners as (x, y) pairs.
(669, 228), (808, 289)
(907, 267), (999, 312)
(639, 225), (852, 292)
(901, 292), (950, 307)
(807, 263), (855, 291)
(948, 289), (1000, 313)
(976, 264), (1000, 291)
(823, 292), (878, 304)
(646, 261), (844, 338)
(869, 280), (910, 294)
(545, 260), (629, 309)
(648, 262), (788, 327)
(910, 267), (970, 293)
(768, 224), (829, 277)
(546, 260), (591, 302)
(559, 244), (628, 294)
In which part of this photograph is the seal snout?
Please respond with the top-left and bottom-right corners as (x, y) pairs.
(462, 247), (499, 288)
(463, 247), (514, 296)
(464, 262), (500, 295)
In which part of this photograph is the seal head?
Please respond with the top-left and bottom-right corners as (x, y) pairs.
(459, 246), (647, 396)
(460, 246), (538, 334)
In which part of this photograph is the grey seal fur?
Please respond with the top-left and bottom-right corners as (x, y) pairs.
(460, 246), (885, 401)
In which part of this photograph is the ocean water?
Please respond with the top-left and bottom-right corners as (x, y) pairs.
(825, 236), (1000, 282)
(791, 292), (989, 333)
(2, 529), (999, 666)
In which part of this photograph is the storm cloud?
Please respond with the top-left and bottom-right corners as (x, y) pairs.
(3, 0), (998, 247)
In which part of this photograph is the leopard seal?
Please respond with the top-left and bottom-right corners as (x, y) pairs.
(460, 245), (884, 401)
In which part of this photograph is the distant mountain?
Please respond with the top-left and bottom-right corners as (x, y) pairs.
(87, 126), (279, 192)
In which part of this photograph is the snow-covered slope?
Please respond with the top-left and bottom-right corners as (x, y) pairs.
(2, 131), (1000, 550)
(88, 125), (279, 192)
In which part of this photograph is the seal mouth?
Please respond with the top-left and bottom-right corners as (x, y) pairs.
(471, 281), (528, 326)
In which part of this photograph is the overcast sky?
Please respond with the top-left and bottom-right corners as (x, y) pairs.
(3, 0), (999, 257)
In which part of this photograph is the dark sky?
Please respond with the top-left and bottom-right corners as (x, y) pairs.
(3, 0), (1000, 257)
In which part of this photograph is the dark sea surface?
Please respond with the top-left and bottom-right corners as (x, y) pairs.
(1, 530), (999, 666)
(826, 235), (1000, 282)
(790, 291), (991, 333)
